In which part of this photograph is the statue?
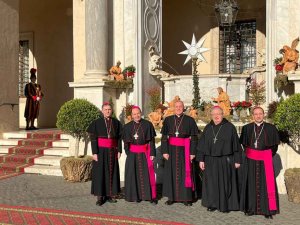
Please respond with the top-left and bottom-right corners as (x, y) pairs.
(109, 60), (124, 81)
(148, 108), (163, 128)
(148, 45), (170, 78)
(163, 95), (180, 118)
(188, 106), (198, 120)
(279, 37), (299, 74)
(212, 87), (231, 116)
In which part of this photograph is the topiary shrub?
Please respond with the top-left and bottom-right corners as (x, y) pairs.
(274, 94), (300, 146)
(56, 98), (100, 158)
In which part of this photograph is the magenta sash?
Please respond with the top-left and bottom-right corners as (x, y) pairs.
(129, 144), (156, 199)
(98, 138), (118, 148)
(246, 148), (277, 211)
(169, 137), (193, 189)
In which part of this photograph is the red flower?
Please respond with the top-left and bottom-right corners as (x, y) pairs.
(275, 64), (283, 71)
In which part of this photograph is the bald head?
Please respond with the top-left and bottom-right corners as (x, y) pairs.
(211, 106), (224, 125)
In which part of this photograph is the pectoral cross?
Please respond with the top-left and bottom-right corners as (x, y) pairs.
(254, 140), (258, 148)
(134, 133), (139, 140)
(213, 137), (217, 144)
(175, 131), (179, 137)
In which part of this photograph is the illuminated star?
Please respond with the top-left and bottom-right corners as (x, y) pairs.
(178, 34), (210, 65)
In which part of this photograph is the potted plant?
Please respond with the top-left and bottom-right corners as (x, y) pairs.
(273, 56), (283, 74)
(274, 94), (300, 203)
(56, 98), (100, 182)
(273, 56), (289, 90)
(232, 100), (252, 119)
(122, 65), (136, 79)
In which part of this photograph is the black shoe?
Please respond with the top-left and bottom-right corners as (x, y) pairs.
(96, 199), (104, 206)
(183, 201), (192, 206)
(107, 197), (117, 203)
(207, 207), (217, 212)
(135, 199), (141, 203)
(244, 211), (254, 216)
(30, 126), (37, 130)
(150, 199), (158, 205)
(165, 200), (174, 205)
(264, 215), (273, 219)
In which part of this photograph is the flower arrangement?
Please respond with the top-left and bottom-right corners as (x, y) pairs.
(122, 65), (136, 79)
(232, 101), (252, 111)
(273, 57), (283, 72)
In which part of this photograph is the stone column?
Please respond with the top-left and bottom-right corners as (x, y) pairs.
(265, 0), (277, 104)
(85, 0), (108, 79)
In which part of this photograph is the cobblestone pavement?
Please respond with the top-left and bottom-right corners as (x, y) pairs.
(0, 174), (300, 225)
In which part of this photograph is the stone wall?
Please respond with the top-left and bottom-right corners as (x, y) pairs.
(19, 0), (73, 128)
(162, 74), (249, 105)
(0, 0), (19, 134)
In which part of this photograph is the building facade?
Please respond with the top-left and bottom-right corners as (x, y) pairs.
(0, 0), (299, 133)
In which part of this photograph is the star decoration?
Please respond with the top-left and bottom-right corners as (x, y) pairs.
(178, 34), (210, 65)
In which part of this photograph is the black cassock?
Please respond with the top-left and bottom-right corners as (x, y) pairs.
(87, 117), (122, 197)
(161, 114), (198, 202)
(240, 122), (280, 216)
(196, 118), (242, 212)
(123, 119), (156, 201)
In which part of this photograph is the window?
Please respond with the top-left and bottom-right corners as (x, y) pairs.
(219, 20), (256, 74)
(19, 40), (30, 97)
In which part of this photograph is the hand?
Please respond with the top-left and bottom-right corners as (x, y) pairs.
(92, 154), (98, 161)
(199, 161), (205, 170)
(37, 97), (40, 101)
(150, 156), (155, 161)
(235, 163), (241, 169)
(118, 152), (121, 159)
(163, 154), (169, 160)
(190, 155), (195, 161)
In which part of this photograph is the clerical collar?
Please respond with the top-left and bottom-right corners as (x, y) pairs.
(134, 119), (141, 124)
(255, 121), (264, 126)
(175, 114), (183, 118)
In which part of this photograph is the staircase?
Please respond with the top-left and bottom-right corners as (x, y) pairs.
(0, 130), (71, 179)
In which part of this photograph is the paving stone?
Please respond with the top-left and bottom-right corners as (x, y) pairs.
(0, 174), (299, 225)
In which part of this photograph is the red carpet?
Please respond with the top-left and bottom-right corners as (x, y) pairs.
(0, 131), (61, 180)
(0, 204), (189, 225)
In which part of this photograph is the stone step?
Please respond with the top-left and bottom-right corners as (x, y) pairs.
(0, 139), (20, 146)
(0, 139), (69, 148)
(2, 131), (71, 140)
(34, 156), (62, 166)
(0, 146), (13, 154)
(24, 165), (62, 176)
(0, 146), (69, 156)
(43, 148), (70, 157)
